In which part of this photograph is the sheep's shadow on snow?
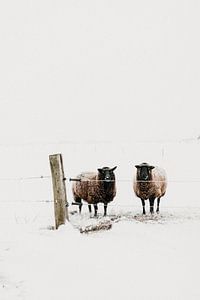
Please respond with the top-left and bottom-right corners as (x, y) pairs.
(68, 210), (182, 234)
(69, 208), (200, 233)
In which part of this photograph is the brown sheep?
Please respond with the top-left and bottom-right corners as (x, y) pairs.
(133, 162), (167, 214)
(72, 166), (117, 216)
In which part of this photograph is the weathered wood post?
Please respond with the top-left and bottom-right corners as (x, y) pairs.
(49, 154), (69, 229)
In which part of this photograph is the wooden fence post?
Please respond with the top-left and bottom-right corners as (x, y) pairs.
(49, 154), (69, 229)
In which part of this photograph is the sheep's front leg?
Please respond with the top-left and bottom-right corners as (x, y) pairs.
(94, 204), (98, 217)
(88, 204), (92, 214)
(149, 197), (155, 214)
(79, 203), (82, 214)
(156, 198), (160, 213)
(73, 196), (82, 214)
(103, 204), (107, 216)
(141, 199), (146, 214)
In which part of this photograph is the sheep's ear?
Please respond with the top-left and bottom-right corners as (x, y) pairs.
(135, 165), (140, 169)
(111, 166), (117, 171)
(149, 166), (155, 170)
(98, 168), (103, 173)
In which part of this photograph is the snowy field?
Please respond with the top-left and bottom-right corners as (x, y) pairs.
(1, 0), (200, 298)
(0, 140), (200, 300)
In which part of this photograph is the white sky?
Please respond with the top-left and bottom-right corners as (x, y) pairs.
(0, 0), (199, 144)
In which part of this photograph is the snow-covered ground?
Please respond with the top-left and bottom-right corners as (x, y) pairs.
(0, 141), (200, 300)
(1, 203), (200, 300)
(1, 0), (200, 298)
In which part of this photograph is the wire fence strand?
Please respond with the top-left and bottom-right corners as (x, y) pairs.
(0, 175), (51, 181)
(0, 200), (200, 210)
(70, 202), (200, 209)
(68, 178), (200, 183)
(0, 174), (199, 183)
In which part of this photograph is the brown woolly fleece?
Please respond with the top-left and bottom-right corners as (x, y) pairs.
(72, 172), (116, 205)
(133, 167), (167, 200)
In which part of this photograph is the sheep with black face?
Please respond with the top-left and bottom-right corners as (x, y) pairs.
(72, 166), (117, 216)
(133, 162), (167, 214)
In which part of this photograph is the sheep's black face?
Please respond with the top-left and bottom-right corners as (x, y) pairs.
(97, 166), (117, 182)
(135, 163), (154, 181)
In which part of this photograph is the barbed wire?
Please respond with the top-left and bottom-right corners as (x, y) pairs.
(66, 202), (200, 209)
(0, 199), (200, 210)
(0, 200), (53, 203)
(68, 178), (200, 183)
(0, 175), (51, 181)
(0, 175), (199, 183)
